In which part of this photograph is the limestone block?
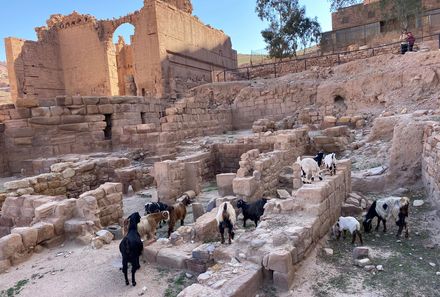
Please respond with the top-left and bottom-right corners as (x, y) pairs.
(273, 269), (295, 291)
(0, 234), (24, 260)
(220, 266), (263, 297)
(341, 204), (362, 216)
(95, 230), (114, 244)
(0, 259), (11, 273)
(233, 176), (258, 197)
(4, 179), (30, 190)
(353, 247), (369, 260)
(32, 222), (55, 244)
(263, 250), (293, 273)
(296, 184), (329, 205)
(194, 211), (218, 242)
(192, 203), (205, 222)
(157, 248), (191, 269)
(34, 201), (58, 220)
(11, 227), (38, 249)
(177, 284), (221, 297)
(216, 173), (236, 197)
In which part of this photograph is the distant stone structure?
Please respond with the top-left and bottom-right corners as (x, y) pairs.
(321, 0), (440, 53)
(4, 0), (237, 101)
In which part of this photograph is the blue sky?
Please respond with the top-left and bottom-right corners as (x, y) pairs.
(0, 0), (332, 61)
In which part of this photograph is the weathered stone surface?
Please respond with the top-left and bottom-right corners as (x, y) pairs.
(192, 203), (205, 222)
(32, 222), (55, 244)
(11, 227), (38, 249)
(216, 173), (236, 197)
(96, 229), (114, 244)
(157, 248), (191, 269)
(0, 234), (24, 260)
(177, 284), (221, 297)
(353, 247), (369, 260)
(263, 250), (292, 274)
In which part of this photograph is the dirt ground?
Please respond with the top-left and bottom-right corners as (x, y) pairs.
(257, 189), (440, 297)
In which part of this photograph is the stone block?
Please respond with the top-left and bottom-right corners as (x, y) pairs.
(273, 269), (295, 291)
(32, 222), (55, 244)
(41, 235), (65, 248)
(0, 234), (24, 260)
(353, 247), (369, 260)
(11, 227), (38, 249)
(263, 250), (293, 274)
(4, 179), (30, 190)
(157, 248), (191, 269)
(216, 173), (236, 197)
(192, 243), (216, 262)
(34, 201), (58, 220)
(341, 204), (362, 216)
(192, 203), (205, 222)
(221, 266), (264, 297)
(96, 230), (114, 244)
(194, 211), (218, 242)
(233, 176), (258, 197)
(177, 284), (221, 297)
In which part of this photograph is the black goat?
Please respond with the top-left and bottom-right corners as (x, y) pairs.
(314, 151), (325, 167)
(145, 201), (169, 227)
(237, 198), (268, 227)
(119, 212), (143, 286)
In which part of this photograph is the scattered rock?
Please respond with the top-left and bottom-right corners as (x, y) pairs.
(353, 247), (369, 260)
(185, 273), (193, 278)
(413, 200), (424, 207)
(96, 230), (114, 244)
(323, 248), (334, 256)
(376, 265), (384, 271)
(355, 258), (371, 267)
(364, 265), (375, 271)
(436, 271), (440, 276)
(429, 262), (436, 267)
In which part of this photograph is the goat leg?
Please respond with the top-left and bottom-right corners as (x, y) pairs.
(357, 230), (363, 245)
(219, 224), (225, 244)
(351, 232), (356, 244)
(181, 219), (184, 226)
(336, 230), (341, 240)
(243, 218), (247, 228)
(405, 223), (409, 238)
(375, 218), (381, 231)
(382, 220), (387, 233)
(122, 259), (129, 286)
(131, 267), (137, 287)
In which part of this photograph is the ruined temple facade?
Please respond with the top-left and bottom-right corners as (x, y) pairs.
(4, 0), (237, 101)
(321, 0), (440, 52)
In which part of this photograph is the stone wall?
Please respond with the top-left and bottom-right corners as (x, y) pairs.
(0, 183), (121, 273)
(422, 122), (440, 207)
(5, 0), (237, 100)
(79, 183), (123, 227)
(0, 96), (163, 175)
(0, 157), (151, 201)
(233, 129), (309, 202)
(174, 159), (352, 296)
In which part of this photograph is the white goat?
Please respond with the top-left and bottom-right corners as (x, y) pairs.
(323, 153), (337, 175)
(216, 202), (237, 244)
(296, 156), (323, 183)
(332, 216), (363, 245)
(363, 196), (410, 237)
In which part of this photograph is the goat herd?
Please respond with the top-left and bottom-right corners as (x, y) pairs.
(117, 152), (411, 287)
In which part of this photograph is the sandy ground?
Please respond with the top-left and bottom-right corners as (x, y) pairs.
(0, 241), (169, 297)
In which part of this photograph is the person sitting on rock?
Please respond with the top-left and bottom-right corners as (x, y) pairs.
(400, 30), (408, 54)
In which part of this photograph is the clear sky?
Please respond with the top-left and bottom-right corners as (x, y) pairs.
(0, 0), (332, 61)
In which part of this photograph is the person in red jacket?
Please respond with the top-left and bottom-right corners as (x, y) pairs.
(407, 32), (415, 52)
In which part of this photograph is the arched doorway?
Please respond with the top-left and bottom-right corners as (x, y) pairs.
(111, 23), (137, 96)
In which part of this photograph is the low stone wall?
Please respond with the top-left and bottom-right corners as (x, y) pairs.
(0, 183), (121, 272)
(174, 159), (351, 296)
(310, 126), (353, 153)
(233, 129), (309, 202)
(2, 157), (132, 198)
(79, 183), (124, 227)
(422, 122), (440, 206)
(213, 142), (273, 173)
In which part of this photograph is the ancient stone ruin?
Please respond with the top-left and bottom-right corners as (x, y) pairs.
(1, 1), (440, 296)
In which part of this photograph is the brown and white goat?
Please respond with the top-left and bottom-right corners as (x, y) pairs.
(167, 196), (192, 237)
(137, 211), (170, 241)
